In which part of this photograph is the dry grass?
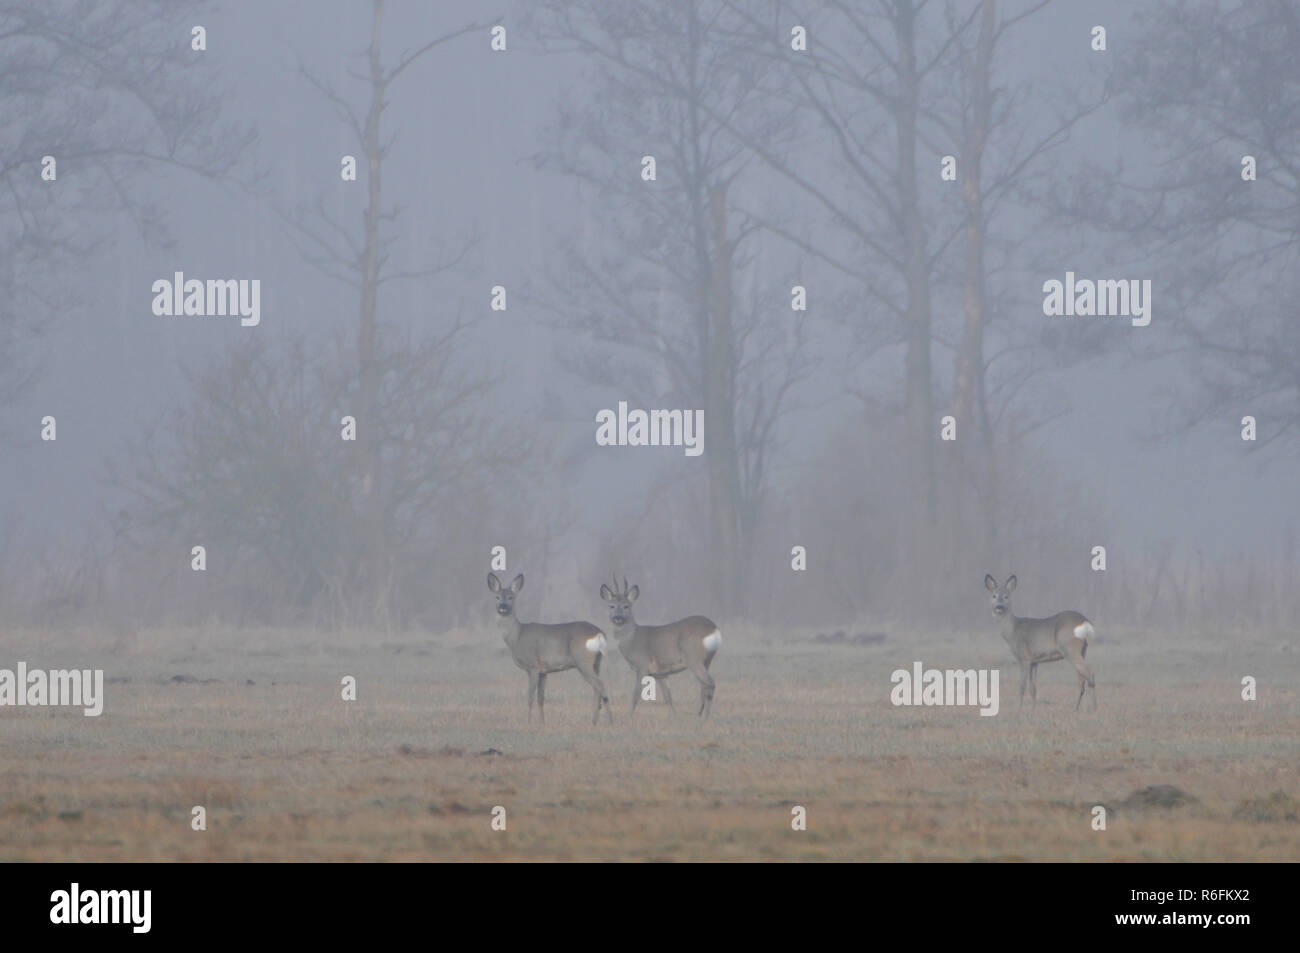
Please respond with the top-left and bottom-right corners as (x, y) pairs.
(1, 622), (1297, 861)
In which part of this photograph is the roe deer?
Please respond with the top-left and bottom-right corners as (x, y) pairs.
(985, 574), (1096, 710)
(488, 572), (611, 724)
(600, 576), (721, 718)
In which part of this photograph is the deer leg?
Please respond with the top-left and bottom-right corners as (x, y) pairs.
(687, 661), (715, 718)
(575, 661), (611, 725)
(536, 672), (546, 725)
(629, 671), (643, 716)
(1018, 663), (1029, 708)
(526, 671), (538, 723)
(1029, 663), (1039, 706)
(1067, 654), (1095, 712)
(658, 676), (675, 712)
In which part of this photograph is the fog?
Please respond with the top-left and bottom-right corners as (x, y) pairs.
(2, 0), (1295, 633)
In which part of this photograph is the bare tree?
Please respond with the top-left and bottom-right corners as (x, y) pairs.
(279, 0), (496, 621)
(533, 0), (813, 616)
(928, 0), (1107, 548)
(108, 322), (531, 628)
(0, 0), (255, 412)
(108, 2), (546, 630)
(703, 0), (970, 541)
(1060, 0), (1300, 454)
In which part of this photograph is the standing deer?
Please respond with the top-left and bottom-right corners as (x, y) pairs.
(985, 574), (1096, 711)
(600, 576), (721, 718)
(488, 572), (611, 725)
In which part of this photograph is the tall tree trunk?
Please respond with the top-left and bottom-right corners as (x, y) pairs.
(706, 185), (742, 616)
(895, 1), (937, 537)
(953, 0), (994, 447)
(358, 0), (389, 624)
(953, 0), (998, 545)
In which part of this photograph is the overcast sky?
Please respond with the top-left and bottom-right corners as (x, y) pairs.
(2, 0), (1294, 573)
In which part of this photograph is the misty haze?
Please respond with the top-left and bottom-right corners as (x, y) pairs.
(0, 0), (1296, 864)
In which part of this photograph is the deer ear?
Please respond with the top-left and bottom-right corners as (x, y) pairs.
(488, 573), (500, 593)
(627, 585), (639, 602)
(600, 584), (613, 601)
(511, 574), (524, 593)
(984, 574), (998, 592)
(1005, 575), (1017, 592)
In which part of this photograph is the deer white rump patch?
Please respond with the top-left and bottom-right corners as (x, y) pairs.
(586, 633), (607, 655)
(702, 630), (722, 652)
(1074, 622), (1094, 641)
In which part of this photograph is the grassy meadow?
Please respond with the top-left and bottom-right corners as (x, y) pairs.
(1, 621), (1297, 861)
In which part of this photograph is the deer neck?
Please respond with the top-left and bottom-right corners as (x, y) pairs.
(998, 611), (1020, 647)
(497, 612), (524, 647)
(610, 615), (638, 645)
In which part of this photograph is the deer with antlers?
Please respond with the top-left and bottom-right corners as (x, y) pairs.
(600, 575), (721, 718)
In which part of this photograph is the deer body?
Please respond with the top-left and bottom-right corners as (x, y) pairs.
(985, 574), (1096, 711)
(488, 573), (611, 724)
(601, 578), (721, 717)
